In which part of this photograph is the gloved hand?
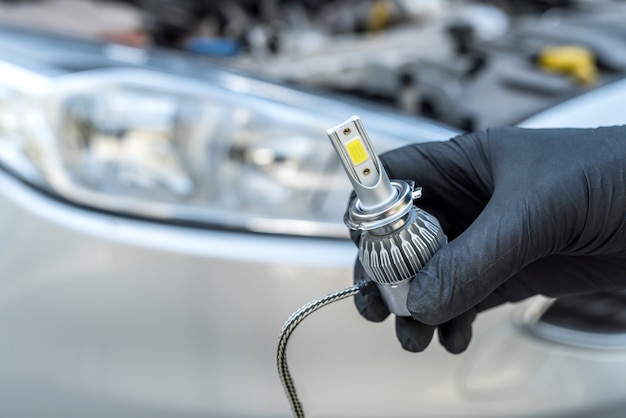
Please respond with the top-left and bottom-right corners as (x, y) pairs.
(352, 126), (626, 354)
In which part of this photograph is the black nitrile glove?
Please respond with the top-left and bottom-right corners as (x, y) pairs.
(352, 126), (626, 354)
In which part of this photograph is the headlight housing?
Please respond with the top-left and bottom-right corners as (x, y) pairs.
(0, 60), (454, 238)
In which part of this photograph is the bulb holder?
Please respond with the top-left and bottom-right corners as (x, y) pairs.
(346, 179), (446, 316)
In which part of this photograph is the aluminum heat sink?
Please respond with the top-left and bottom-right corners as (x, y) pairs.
(328, 115), (446, 316)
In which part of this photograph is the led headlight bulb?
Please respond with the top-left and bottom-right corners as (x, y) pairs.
(328, 116), (447, 316)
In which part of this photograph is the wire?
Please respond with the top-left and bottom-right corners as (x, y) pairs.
(277, 281), (368, 418)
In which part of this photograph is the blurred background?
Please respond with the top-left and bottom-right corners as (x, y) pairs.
(0, 0), (626, 417)
(3, 0), (626, 130)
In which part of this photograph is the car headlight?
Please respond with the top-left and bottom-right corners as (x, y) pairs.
(0, 60), (453, 238)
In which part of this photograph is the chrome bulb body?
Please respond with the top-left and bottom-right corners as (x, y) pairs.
(346, 179), (446, 316)
(327, 115), (446, 316)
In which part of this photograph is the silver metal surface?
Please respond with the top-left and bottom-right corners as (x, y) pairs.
(344, 180), (414, 232)
(359, 207), (446, 284)
(327, 115), (396, 212)
(520, 77), (626, 129)
(358, 207), (446, 316)
(330, 116), (446, 316)
(376, 280), (413, 317)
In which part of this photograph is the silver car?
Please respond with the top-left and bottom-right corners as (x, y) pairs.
(1, 4), (626, 417)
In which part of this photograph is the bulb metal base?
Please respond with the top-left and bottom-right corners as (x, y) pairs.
(346, 179), (446, 316)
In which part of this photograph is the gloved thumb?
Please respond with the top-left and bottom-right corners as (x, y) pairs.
(406, 191), (550, 325)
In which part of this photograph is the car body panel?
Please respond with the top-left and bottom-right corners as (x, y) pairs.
(2, 136), (626, 417)
(521, 78), (626, 129)
(0, 10), (626, 418)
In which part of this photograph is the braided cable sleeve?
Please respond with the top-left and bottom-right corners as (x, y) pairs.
(277, 281), (369, 418)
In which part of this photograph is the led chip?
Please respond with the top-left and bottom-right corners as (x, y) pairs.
(345, 137), (369, 166)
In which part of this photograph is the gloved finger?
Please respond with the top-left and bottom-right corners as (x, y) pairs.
(395, 315), (436, 352)
(354, 259), (390, 322)
(411, 253), (626, 329)
(480, 253), (626, 309)
(380, 133), (492, 240)
(407, 189), (551, 325)
(437, 308), (476, 354)
(436, 253), (626, 317)
(400, 256), (614, 355)
(379, 133), (486, 193)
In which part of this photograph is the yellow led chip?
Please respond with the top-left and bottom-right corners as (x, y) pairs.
(345, 138), (369, 166)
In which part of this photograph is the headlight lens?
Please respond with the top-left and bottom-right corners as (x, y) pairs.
(0, 62), (453, 237)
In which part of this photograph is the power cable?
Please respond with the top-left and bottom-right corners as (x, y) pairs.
(277, 281), (368, 418)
